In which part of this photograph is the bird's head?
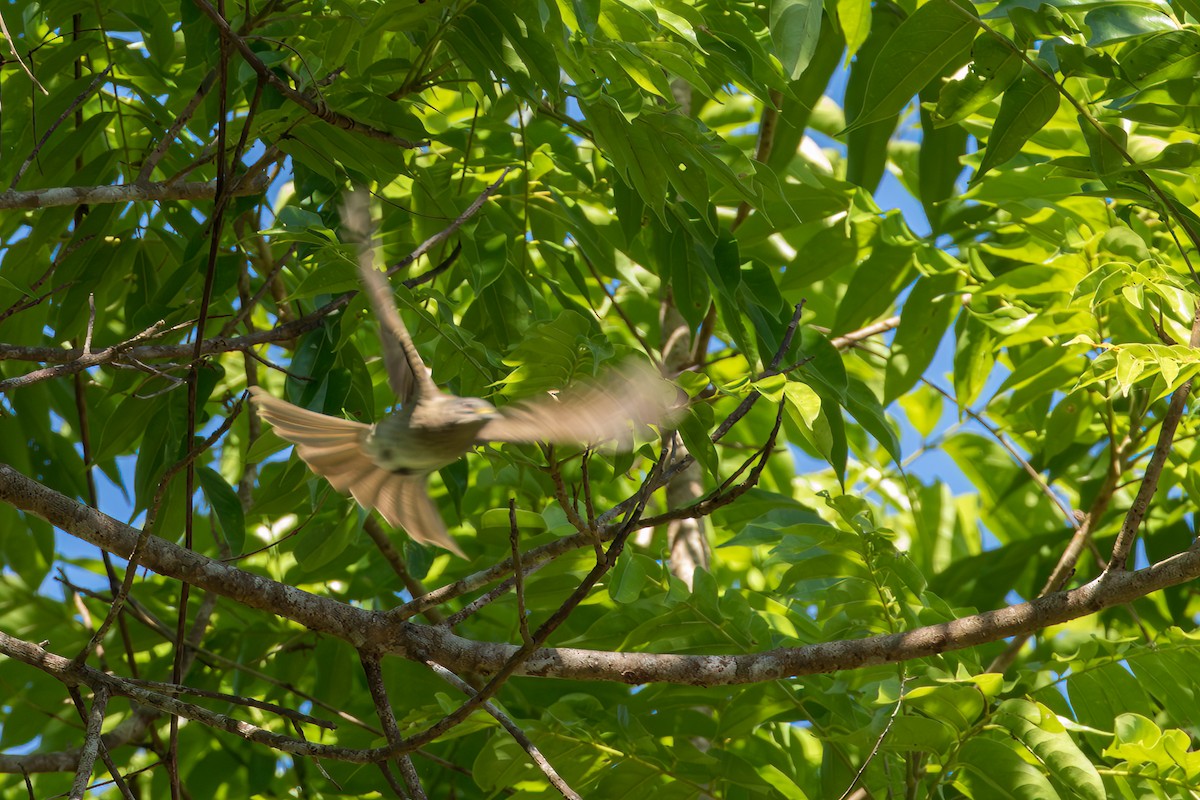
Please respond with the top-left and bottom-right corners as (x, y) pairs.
(445, 396), (500, 423)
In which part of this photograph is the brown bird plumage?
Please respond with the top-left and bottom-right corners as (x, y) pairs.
(249, 192), (678, 557)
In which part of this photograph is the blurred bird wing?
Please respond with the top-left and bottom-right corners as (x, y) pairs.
(342, 190), (436, 406)
(249, 387), (372, 491)
(475, 364), (679, 448)
(249, 387), (465, 557)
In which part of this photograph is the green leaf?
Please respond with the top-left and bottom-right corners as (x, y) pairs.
(954, 736), (1062, 799)
(197, 466), (246, 556)
(1043, 390), (1093, 458)
(974, 68), (1062, 180)
(880, 715), (957, 754)
(293, 508), (361, 572)
(843, 5), (904, 191)
(997, 343), (1089, 408)
(897, 383), (944, 440)
(905, 683), (985, 732)
(832, 236), (915, 335)
(479, 508), (548, 536)
(496, 311), (600, 397)
(933, 34), (1024, 127)
(995, 699), (1105, 800)
(1119, 29), (1200, 87)
(884, 271), (964, 405)
(918, 101), (969, 231)
(785, 382), (846, 482)
(844, 378), (902, 462)
(843, 0), (978, 132)
(1085, 5), (1177, 46)
(837, 0), (871, 60)
(678, 403), (719, 483)
(608, 551), (652, 603)
(770, 0), (823, 79)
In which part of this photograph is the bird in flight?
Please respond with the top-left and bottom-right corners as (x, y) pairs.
(250, 194), (677, 557)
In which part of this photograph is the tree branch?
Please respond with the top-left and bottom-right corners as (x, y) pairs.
(0, 630), (378, 763)
(0, 174), (269, 210)
(1109, 300), (1200, 569)
(3, 463), (1200, 686)
(68, 686), (110, 800)
(426, 660), (582, 800)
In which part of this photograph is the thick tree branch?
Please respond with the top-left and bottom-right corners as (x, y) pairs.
(3, 463), (1200, 688)
(0, 174), (269, 210)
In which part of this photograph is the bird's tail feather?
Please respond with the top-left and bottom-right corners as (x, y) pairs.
(248, 388), (464, 557)
(374, 474), (465, 557)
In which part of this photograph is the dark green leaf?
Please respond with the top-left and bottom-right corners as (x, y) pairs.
(843, 0), (978, 132)
(975, 68), (1062, 180)
(770, 0), (823, 79)
(198, 466), (246, 556)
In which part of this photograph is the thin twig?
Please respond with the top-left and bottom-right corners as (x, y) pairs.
(10, 66), (113, 190)
(48, 763), (162, 800)
(219, 242), (295, 336)
(826, 316), (901, 350)
(638, 401), (785, 529)
(384, 170), (511, 277)
(243, 347), (312, 380)
(360, 653), (403, 747)
(579, 250), (658, 365)
(124, 678), (334, 729)
(171, 25), (234, 794)
(836, 671), (909, 800)
(401, 242), (462, 289)
(362, 653), (428, 799)
(395, 757), (427, 800)
(83, 295), (96, 355)
(438, 562), (551, 628)
(72, 397), (243, 668)
(426, 660), (582, 800)
(362, 518), (444, 623)
(509, 499), (531, 645)
(0, 8), (48, 94)
(137, 71), (217, 182)
(377, 762), (410, 799)
(189, 0), (425, 148)
(732, 87), (781, 229)
(546, 446), (588, 534)
(0, 319), (169, 394)
(1109, 301), (1200, 569)
(0, 281), (71, 327)
(923, 379), (1079, 529)
(68, 686), (109, 800)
